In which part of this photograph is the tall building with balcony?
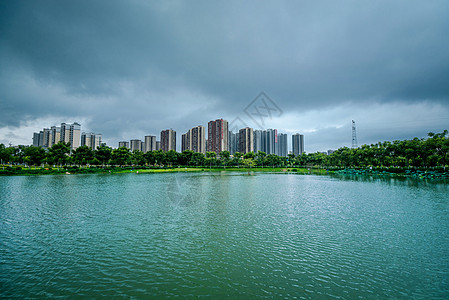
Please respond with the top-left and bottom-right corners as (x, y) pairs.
(292, 133), (304, 156)
(238, 127), (254, 154)
(33, 132), (41, 147)
(32, 122), (80, 149)
(81, 132), (102, 150)
(60, 123), (71, 144)
(161, 129), (176, 152)
(42, 128), (52, 148)
(253, 130), (263, 153)
(262, 129), (278, 155)
(51, 126), (61, 146)
(118, 141), (130, 148)
(70, 122), (81, 149)
(144, 135), (157, 153)
(130, 139), (143, 152)
(277, 133), (288, 157)
(207, 119), (228, 154)
(182, 126), (206, 154)
(228, 131), (239, 155)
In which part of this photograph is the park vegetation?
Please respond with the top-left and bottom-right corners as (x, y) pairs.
(0, 131), (448, 175)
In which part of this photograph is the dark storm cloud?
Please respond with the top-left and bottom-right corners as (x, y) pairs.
(1, 0), (448, 148)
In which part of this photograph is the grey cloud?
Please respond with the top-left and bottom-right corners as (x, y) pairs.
(1, 0), (448, 150)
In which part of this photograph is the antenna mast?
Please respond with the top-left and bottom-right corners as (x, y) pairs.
(352, 120), (358, 148)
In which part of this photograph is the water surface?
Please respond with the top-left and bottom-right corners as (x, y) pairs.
(1, 173), (448, 298)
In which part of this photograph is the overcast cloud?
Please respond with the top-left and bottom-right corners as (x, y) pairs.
(1, 0), (448, 152)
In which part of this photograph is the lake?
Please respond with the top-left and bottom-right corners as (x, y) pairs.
(1, 172), (448, 298)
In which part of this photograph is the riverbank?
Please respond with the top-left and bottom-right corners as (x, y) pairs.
(334, 168), (449, 180)
(0, 166), (328, 176)
(1, 165), (448, 180)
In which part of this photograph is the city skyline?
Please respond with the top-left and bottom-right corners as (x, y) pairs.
(1, 1), (448, 151)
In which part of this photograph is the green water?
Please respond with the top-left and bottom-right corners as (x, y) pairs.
(1, 173), (448, 298)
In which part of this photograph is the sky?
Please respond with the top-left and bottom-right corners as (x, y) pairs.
(1, 0), (448, 152)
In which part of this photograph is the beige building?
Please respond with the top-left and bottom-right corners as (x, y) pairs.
(118, 141), (130, 148)
(81, 132), (102, 150)
(32, 122), (80, 150)
(51, 126), (60, 146)
(144, 135), (157, 153)
(130, 139), (143, 152)
(182, 125), (206, 154)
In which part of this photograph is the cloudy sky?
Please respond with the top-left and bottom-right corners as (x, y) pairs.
(1, 0), (448, 152)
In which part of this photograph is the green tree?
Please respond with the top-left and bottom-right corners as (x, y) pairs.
(144, 150), (156, 165)
(73, 145), (94, 166)
(206, 151), (216, 168)
(243, 152), (256, 160)
(191, 152), (205, 166)
(256, 151), (266, 167)
(24, 146), (46, 166)
(242, 158), (256, 174)
(153, 150), (166, 166)
(233, 152), (243, 167)
(48, 142), (71, 166)
(180, 150), (194, 166)
(95, 144), (112, 165)
(111, 147), (131, 166)
(219, 150), (230, 168)
(0, 144), (11, 164)
(131, 150), (146, 166)
(165, 150), (179, 167)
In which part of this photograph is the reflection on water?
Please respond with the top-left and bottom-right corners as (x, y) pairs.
(0, 173), (448, 298)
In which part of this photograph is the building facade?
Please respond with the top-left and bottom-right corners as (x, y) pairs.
(130, 139), (143, 152)
(118, 141), (130, 148)
(182, 126), (206, 154)
(160, 129), (176, 152)
(238, 127), (254, 154)
(207, 119), (228, 154)
(81, 132), (102, 150)
(292, 133), (304, 156)
(277, 133), (288, 157)
(228, 131), (239, 155)
(32, 122), (81, 150)
(144, 135), (157, 153)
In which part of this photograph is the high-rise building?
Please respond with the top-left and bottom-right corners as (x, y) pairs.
(292, 133), (304, 156)
(228, 131), (239, 155)
(69, 122), (81, 149)
(42, 128), (52, 148)
(161, 129), (176, 152)
(156, 141), (161, 151)
(253, 130), (263, 153)
(81, 132), (102, 150)
(33, 132), (41, 147)
(59, 122), (81, 149)
(277, 133), (288, 157)
(32, 122), (80, 149)
(182, 126), (206, 154)
(208, 119), (228, 154)
(144, 135), (156, 153)
(51, 126), (60, 146)
(262, 129), (277, 155)
(60, 123), (71, 144)
(130, 139), (143, 152)
(238, 127), (254, 154)
(118, 141), (130, 148)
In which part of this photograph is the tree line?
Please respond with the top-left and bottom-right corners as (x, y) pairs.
(1, 131), (447, 169)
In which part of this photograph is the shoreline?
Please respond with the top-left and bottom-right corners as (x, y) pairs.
(1, 166), (448, 181)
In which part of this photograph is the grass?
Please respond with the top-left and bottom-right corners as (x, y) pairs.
(0, 165), (330, 176)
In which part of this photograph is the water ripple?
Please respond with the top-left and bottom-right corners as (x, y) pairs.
(1, 173), (448, 298)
